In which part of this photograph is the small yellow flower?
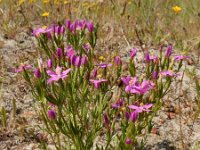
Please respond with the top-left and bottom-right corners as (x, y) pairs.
(42, 12), (49, 17)
(43, 0), (49, 3)
(99, 56), (105, 61)
(64, 0), (69, 4)
(172, 6), (182, 14)
(19, 0), (25, 5)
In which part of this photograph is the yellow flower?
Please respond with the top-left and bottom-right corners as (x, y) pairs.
(43, 0), (49, 3)
(172, 6), (182, 14)
(19, 0), (25, 5)
(64, 0), (69, 4)
(42, 12), (49, 17)
(99, 56), (105, 61)
(29, 0), (35, 3)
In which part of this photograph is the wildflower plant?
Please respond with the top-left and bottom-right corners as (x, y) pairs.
(16, 20), (189, 149)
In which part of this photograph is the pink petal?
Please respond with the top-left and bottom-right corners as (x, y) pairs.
(62, 68), (71, 75)
(128, 105), (140, 110)
(142, 104), (153, 109)
(47, 70), (57, 76)
(47, 77), (60, 84)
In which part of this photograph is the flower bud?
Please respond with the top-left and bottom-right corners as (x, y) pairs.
(66, 19), (71, 29)
(125, 111), (130, 120)
(34, 68), (41, 78)
(153, 71), (158, 79)
(125, 138), (132, 145)
(55, 26), (61, 35)
(81, 56), (87, 66)
(87, 21), (94, 32)
(56, 48), (62, 59)
(74, 56), (81, 67)
(114, 56), (122, 66)
(145, 51), (150, 63)
(130, 48), (137, 59)
(165, 45), (172, 57)
(47, 31), (52, 39)
(70, 22), (77, 33)
(92, 68), (97, 78)
(48, 109), (56, 120)
(103, 113), (109, 127)
(129, 111), (138, 123)
(47, 59), (53, 69)
(60, 26), (65, 34)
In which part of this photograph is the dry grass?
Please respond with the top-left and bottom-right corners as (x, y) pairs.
(0, 0), (199, 51)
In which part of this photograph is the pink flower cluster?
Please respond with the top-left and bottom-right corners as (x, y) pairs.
(121, 76), (155, 95)
(32, 19), (94, 38)
(65, 46), (88, 67)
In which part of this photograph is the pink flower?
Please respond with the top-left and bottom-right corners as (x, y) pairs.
(34, 68), (41, 78)
(129, 111), (138, 122)
(47, 59), (53, 69)
(70, 22), (77, 33)
(87, 21), (94, 32)
(130, 48), (137, 59)
(174, 55), (191, 61)
(145, 51), (150, 63)
(112, 98), (124, 109)
(124, 77), (139, 93)
(47, 66), (71, 84)
(48, 109), (56, 120)
(121, 76), (134, 86)
(150, 55), (159, 63)
(122, 76), (154, 95)
(153, 71), (159, 79)
(130, 80), (154, 95)
(55, 26), (65, 35)
(89, 79), (107, 89)
(98, 63), (112, 68)
(125, 138), (132, 145)
(82, 43), (91, 52)
(165, 45), (172, 57)
(65, 46), (75, 58)
(114, 56), (122, 66)
(15, 64), (32, 73)
(81, 56), (87, 66)
(92, 68), (98, 78)
(128, 104), (153, 113)
(65, 19), (71, 29)
(77, 19), (87, 30)
(56, 48), (63, 59)
(32, 28), (52, 37)
(160, 70), (179, 77)
(70, 55), (88, 67)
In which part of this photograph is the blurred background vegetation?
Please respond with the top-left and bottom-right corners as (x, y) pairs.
(0, 0), (200, 54)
